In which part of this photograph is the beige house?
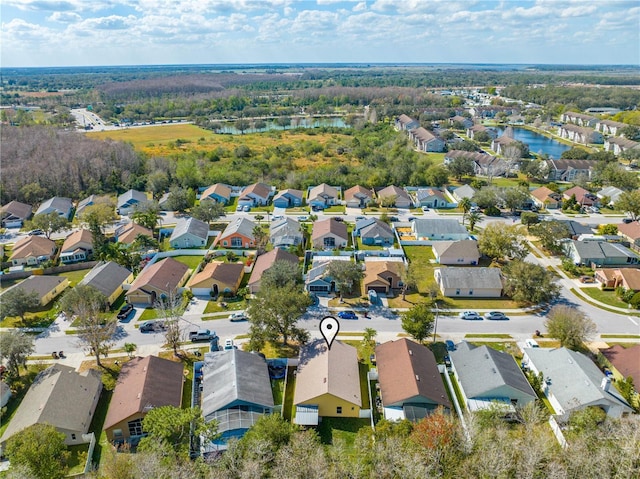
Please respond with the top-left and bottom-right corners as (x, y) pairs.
(10, 235), (57, 266)
(126, 258), (190, 305)
(432, 240), (480, 265)
(188, 261), (244, 297)
(311, 218), (348, 250)
(248, 248), (299, 294)
(104, 356), (183, 443)
(60, 229), (94, 263)
(377, 185), (413, 208)
(362, 260), (404, 294)
(2, 275), (69, 306)
(115, 222), (154, 245)
(79, 261), (133, 305)
(530, 186), (562, 209)
(344, 185), (373, 208)
(434, 267), (503, 298)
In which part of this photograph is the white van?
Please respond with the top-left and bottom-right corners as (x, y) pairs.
(525, 339), (540, 348)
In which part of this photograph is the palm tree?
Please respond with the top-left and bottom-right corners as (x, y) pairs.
(468, 211), (482, 232)
(459, 197), (472, 225)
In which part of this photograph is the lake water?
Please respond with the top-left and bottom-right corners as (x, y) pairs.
(217, 116), (348, 134)
(494, 127), (571, 159)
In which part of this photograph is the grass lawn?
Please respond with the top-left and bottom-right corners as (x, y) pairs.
(355, 237), (384, 251)
(170, 254), (204, 270)
(138, 308), (158, 321)
(0, 310), (56, 328)
(283, 366), (297, 421)
(469, 341), (520, 357)
(203, 297), (247, 313)
(600, 334), (640, 339)
(402, 246), (437, 293)
(580, 287), (630, 309)
(271, 378), (285, 406)
(441, 297), (522, 309)
(465, 333), (513, 339)
(67, 444), (90, 475)
(260, 341), (300, 359)
(88, 389), (112, 470)
(327, 293), (369, 308)
(448, 373), (466, 412)
(317, 417), (370, 449)
(54, 267), (93, 286)
(324, 205), (346, 213)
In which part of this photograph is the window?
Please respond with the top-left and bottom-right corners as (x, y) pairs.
(128, 418), (143, 437)
(223, 240), (228, 246)
(469, 290), (473, 295)
(455, 289), (460, 295)
(231, 237), (242, 247)
(324, 237), (336, 248)
(71, 434), (76, 440)
(336, 406), (342, 414)
(113, 429), (123, 438)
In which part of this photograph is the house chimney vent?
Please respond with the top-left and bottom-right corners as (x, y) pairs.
(601, 377), (611, 392)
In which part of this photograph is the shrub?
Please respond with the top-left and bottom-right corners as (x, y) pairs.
(630, 292), (640, 309)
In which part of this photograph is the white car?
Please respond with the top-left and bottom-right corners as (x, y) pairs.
(459, 311), (482, 320)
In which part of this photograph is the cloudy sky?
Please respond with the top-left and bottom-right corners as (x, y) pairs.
(1, 0), (638, 67)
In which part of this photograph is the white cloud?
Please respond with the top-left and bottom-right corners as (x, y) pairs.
(47, 11), (82, 23)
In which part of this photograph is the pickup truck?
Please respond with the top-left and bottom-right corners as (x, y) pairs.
(189, 329), (217, 342)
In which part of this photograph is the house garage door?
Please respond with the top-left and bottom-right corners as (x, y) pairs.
(191, 288), (211, 296)
(368, 286), (388, 294)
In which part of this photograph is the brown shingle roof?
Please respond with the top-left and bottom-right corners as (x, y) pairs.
(311, 218), (348, 241)
(116, 223), (153, 244)
(242, 182), (272, 200)
(202, 183), (232, 201)
(377, 185), (411, 201)
(10, 235), (56, 260)
(104, 356), (184, 430)
(363, 261), (404, 288)
(600, 344), (640, 388)
(375, 339), (451, 409)
(1, 201), (32, 221)
(248, 248), (298, 288)
(188, 261), (244, 288)
(61, 229), (93, 253)
(127, 258), (189, 295)
(344, 185), (372, 202)
(618, 221), (640, 241)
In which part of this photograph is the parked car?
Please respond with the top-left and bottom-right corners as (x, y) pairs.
(408, 216), (416, 221)
(140, 320), (165, 332)
(333, 217), (344, 222)
(390, 216), (399, 222)
(525, 339), (540, 348)
(224, 339), (236, 350)
(355, 216), (366, 220)
(445, 340), (456, 351)
(623, 218), (633, 224)
(580, 276), (595, 284)
(236, 205), (243, 211)
(242, 205), (251, 212)
(297, 215), (309, 221)
(421, 206), (430, 212)
(117, 304), (135, 321)
(28, 229), (44, 236)
(229, 312), (248, 322)
(190, 329), (217, 342)
(459, 311), (482, 320)
(338, 310), (358, 320)
(484, 311), (508, 320)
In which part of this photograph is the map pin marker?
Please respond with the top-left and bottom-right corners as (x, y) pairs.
(319, 315), (340, 350)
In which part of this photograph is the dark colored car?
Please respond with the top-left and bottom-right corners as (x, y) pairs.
(337, 310), (358, 320)
(445, 340), (456, 351)
(484, 311), (509, 320)
(117, 303), (135, 321)
(623, 218), (633, 224)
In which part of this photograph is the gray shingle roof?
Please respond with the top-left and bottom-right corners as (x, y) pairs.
(220, 217), (256, 241)
(117, 189), (147, 208)
(201, 349), (274, 419)
(436, 267), (502, 290)
(413, 218), (468, 237)
(80, 261), (131, 299)
(5, 275), (67, 302)
(360, 219), (394, 240)
(450, 341), (536, 400)
(170, 216), (209, 242)
(571, 240), (637, 261)
(35, 197), (72, 216)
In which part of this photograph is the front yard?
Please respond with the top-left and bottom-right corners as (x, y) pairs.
(580, 287), (631, 309)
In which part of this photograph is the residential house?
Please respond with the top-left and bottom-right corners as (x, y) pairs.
(79, 261), (133, 305)
(272, 189), (303, 209)
(305, 257), (351, 294)
(270, 217), (303, 249)
(432, 240), (480, 265)
(544, 159), (599, 181)
(467, 123), (497, 140)
(449, 115), (473, 129)
(169, 217), (209, 249)
(75, 195), (97, 218)
(188, 261), (244, 297)
(409, 127), (445, 152)
(0, 364), (102, 447)
(311, 218), (348, 250)
(293, 340), (362, 425)
(377, 185), (413, 208)
(594, 268), (640, 291)
(237, 182), (272, 207)
(1, 200), (32, 228)
(126, 257), (190, 305)
(452, 184), (477, 202)
(104, 356), (183, 443)
(596, 186), (625, 206)
(434, 267), (503, 298)
(358, 218), (395, 247)
(59, 229), (94, 264)
(565, 240), (639, 267)
(35, 196), (73, 220)
(560, 112), (597, 127)
(599, 344), (640, 407)
(10, 235), (57, 266)
(363, 260), (404, 294)
(376, 338), (451, 421)
(412, 218), (470, 241)
(394, 114), (419, 131)
(416, 187), (455, 209)
(201, 349), (274, 446)
(307, 184), (339, 210)
(618, 221), (640, 251)
(217, 217), (256, 249)
(445, 150), (507, 177)
(247, 248), (299, 294)
(557, 124), (603, 144)
(491, 135), (516, 155)
(470, 106), (520, 119)
(248, 248), (299, 294)
(523, 347), (633, 420)
(530, 186), (563, 209)
(157, 192), (171, 211)
(344, 185), (373, 209)
(117, 190), (148, 216)
(596, 119), (627, 136)
(2, 275), (69, 306)
(563, 186), (599, 207)
(0, 382), (11, 409)
(115, 222), (154, 245)
(450, 341), (537, 412)
(201, 183), (232, 204)
(604, 136), (640, 156)
(554, 219), (594, 239)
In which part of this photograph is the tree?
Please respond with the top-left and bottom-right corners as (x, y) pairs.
(27, 212), (69, 238)
(5, 424), (69, 479)
(246, 282), (312, 346)
(447, 156), (475, 180)
(130, 201), (161, 236)
(81, 202), (115, 259)
(276, 116), (291, 130)
(138, 405), (218, 460)
(468, 210), (482, 232)
(326, 261), (364, 302)
(190, 198), (225, 225)
(472, 186), (501, 209)
(544, 305), (596, 350)
(400, 262), (419, 301)
(124, 342), (137, 358)
(235, 118), (250, 134)
(478, 222), (527, 261)
(261, 260), (302, 287)
(252, 225), (269, 255)
(0, 288), (40, 324)
(597, 224), (618, 235)
(401, 302), (435, 343)
(530, 220), (570, 254)
(0, 331), (34, 378)
(165, 186), (193, 213)
(423, 165), (449, 187)
(616, 190), (640, 220)
(459, 197), (472, 225)
(254, 214), (265, 223)
(503, 260), (560, 305)
(155, 294), (183, 357)
(502, 186), (530, 213)
(520, 212), (540, 230)
(59, 285), (113, 367)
